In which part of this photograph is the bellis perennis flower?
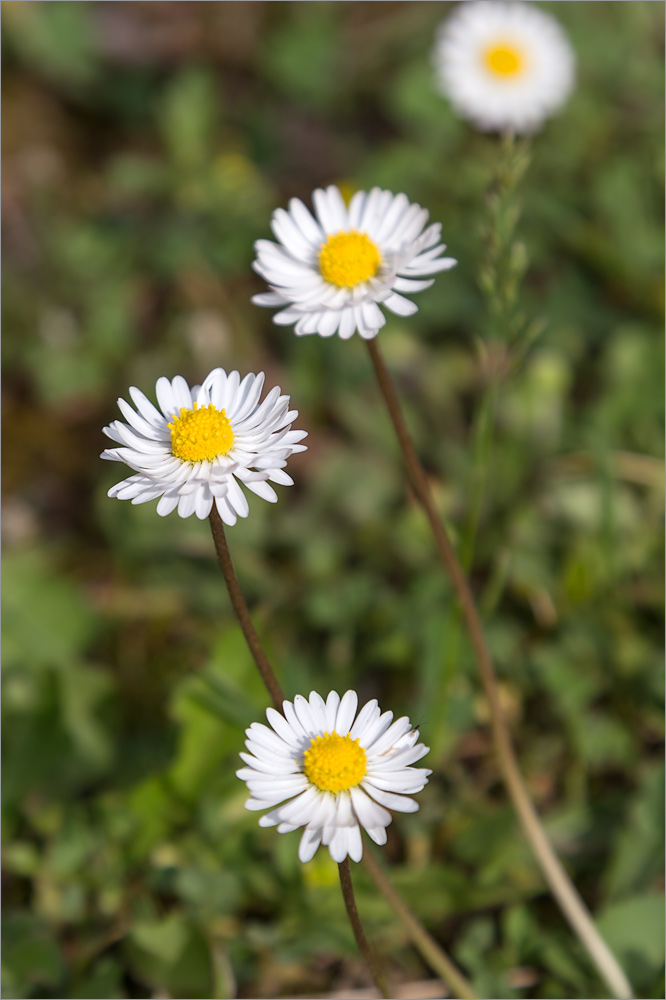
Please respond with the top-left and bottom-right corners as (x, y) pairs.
(252, 185), (456, 340)
(101, 368), (307, 524)
(238, 690), (431, 864)
(434, 1), (575, 134)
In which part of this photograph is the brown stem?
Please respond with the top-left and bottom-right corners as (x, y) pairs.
(208, 505), (285, 712)
(339, 858), (392, 999)
(366, 338), (633, 1000)
(362, 849), (476, 1000)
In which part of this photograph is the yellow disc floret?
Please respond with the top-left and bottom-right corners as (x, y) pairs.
(484, 43), (524, 77)
(168, 403), (234, 462)
(303, 731), (367, 793)
(318, 231), (381, 288)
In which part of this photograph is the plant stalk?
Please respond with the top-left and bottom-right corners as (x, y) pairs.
(362, 849), (477, 1000)
(208, 506), (285, 712)
(365, 337), (633, 1000)
(339, 858), (393, 999)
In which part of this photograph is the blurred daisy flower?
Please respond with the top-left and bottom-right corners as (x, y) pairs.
(101, 369), (307, 524)
(252, 185), (456, 340)
(434, 1), (575, 134)
(238, 690), (431, 863)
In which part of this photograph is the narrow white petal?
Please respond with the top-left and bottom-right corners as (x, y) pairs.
(299, 826), (322, 862)
(349, 699), (380, 740)
(327, 826), (352, 863)
(383, 292), (419, 317)
(289, 197), (325, 245)
(362, 783), (419, 812)
(347, 823), (364, 862)
(265, 708), (303, 748)
(293, 693), (319, 736)
(325, 691), (341, 731)
(350, 784), (392, 830)
(307, 691), (329, 733)
(334, 308), (354, 340)
(334, 691), (359, 735)
(358, 711), (394, 750)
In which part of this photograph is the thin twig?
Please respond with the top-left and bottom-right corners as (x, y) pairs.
(362, 850), (477, 1000)
(365, 337), (633, 1000)
(339, 858), (393, 999)
(208, 505), (285, 711)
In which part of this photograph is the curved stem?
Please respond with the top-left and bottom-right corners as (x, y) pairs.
(362, 849), (477, 1000)
(208, 506), (285, 711)
(366, 337), (633, 1000)
(208, 505), (470, 997)
(339, 858), (393, 999)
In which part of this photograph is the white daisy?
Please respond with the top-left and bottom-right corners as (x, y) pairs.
(434, 1), (575, 134)
(251, 185), (457, 340)
(237, 690), (431, 864)
(101, 368), (307, 524)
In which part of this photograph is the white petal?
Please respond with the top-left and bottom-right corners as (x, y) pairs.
(328, 826), (352, 863)
(289, 197), (325, 245)
(338, 308), (357, 340)
(358, 711), (394, 750)
(362, 784), (419, 812)
(313, 185), (348, 234)
(293, 693), (319, 736)
(299, 825), (322, 862)
(366, 717), (413, 757)
(265, 708), (303, 749)
(349, 699), (380, 740)
(350, 784), (392, 831)
(244, 479), (278, 503)
(334, 690), (358, 735)
(383, 292), (419, 317)
(325, 691), (341, 731)
(347, 823), (364, 862)
(307, 691), (329, 733)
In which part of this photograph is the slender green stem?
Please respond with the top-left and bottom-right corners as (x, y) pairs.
(362, 849), (477, 1000)
(339, 858), (393, 999)
(208, 506), (285, 712)
(365, 337), (633, 1000)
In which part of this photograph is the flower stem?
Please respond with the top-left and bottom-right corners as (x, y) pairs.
(365, 337), (633, 1000)
(339, 858), (393, 999)
(208, 505), (469, 997)
(208, 506), (285, 712)
(362, 849), (477, 1000)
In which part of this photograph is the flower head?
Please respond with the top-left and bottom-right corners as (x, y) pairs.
(101, 368), (307, 524)
(434, 1), (575, 134)
(252, 185), (456, 340)
(238, 690), (431, 863)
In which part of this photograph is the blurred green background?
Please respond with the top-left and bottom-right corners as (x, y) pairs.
(2, 2), (664, 998)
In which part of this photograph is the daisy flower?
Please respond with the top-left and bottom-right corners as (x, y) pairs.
(101, 368), (307, 524)
(251, 185), (456, 340)
(434, 1), (575, 134)
(238, 690), (431, 863)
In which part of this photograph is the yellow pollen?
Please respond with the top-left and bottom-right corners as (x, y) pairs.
(168, 403), (234, 463)
(318, 231), (381, 288)
(484, 43), (524, 77)
(303, 731), (367, 793)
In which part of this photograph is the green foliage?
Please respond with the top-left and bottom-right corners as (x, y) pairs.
(2, 2), (663, 998)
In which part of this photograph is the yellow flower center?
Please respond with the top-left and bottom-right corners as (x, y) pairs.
(303, 731), (367, 793)
(168, 403), (234, 462)
(318, 231), (381, 288)
(484, 43), (524, 77)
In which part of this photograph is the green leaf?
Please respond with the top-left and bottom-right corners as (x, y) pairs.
(2, 549), (98, 671)
(597, 894), (665, 991)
